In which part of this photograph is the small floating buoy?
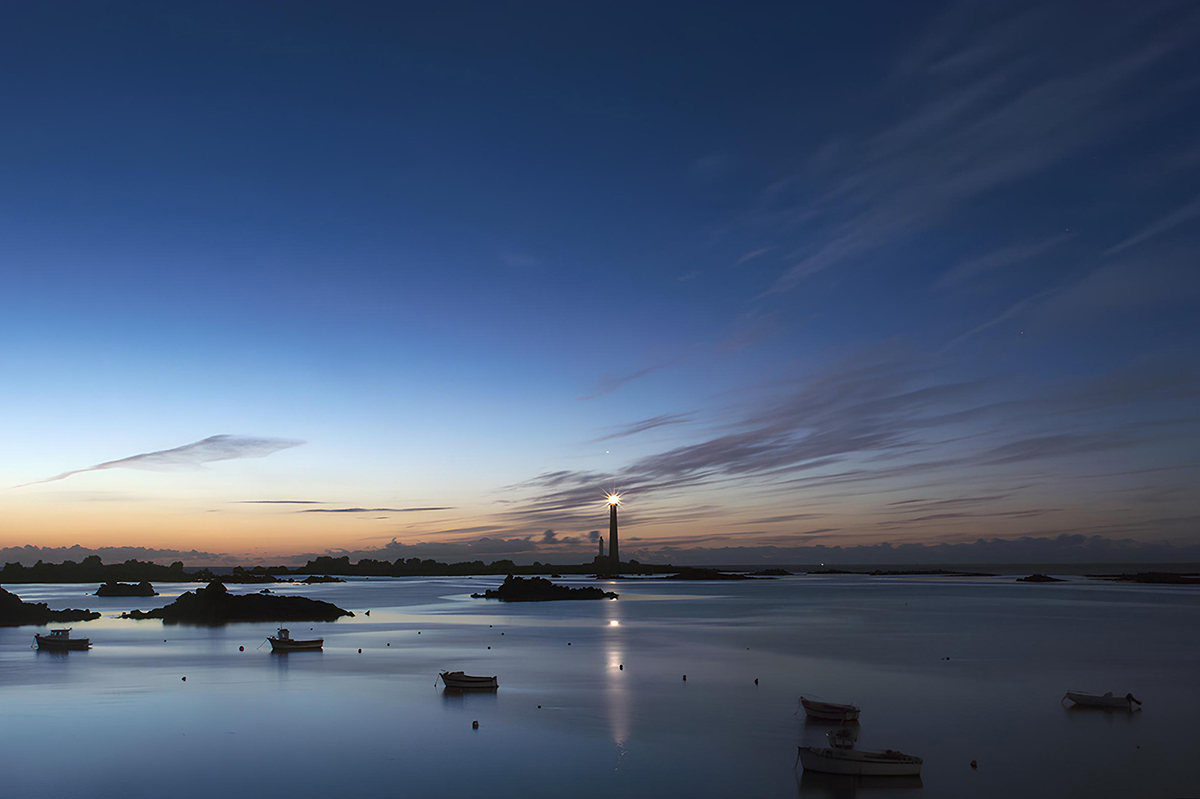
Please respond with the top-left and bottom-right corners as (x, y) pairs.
(619, 664), (623, 670)
(417, 631), (421, 635)
(387, 642), (390, 646)
(567, 642), (571, 646)
(970, 760), (978, 770)
(487, 646), (491, 650)
(489, 625), (492, 628)
(501, 632), (504, 635)
(239, 646), (244, 652)
(358, 648), (362, 654)
(365, 610), (370, 616)
(181, 676), (186, 681)
(537, 705), (542, 709)
(472, 720), (479, 729)
(754, 678), (759, 685)
(682, 674), (687, 681)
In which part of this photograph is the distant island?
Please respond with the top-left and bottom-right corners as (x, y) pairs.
(1016, 574), (1065, 583)
(1088, 572), (1200, 585)
(666, 567), (755, 580)
(472, 575), (618, 601)
(808, 568), (995, 577)
(95, 580), (158, 596)
(120, 582), (354, 623)
(0, 585), (100, 626)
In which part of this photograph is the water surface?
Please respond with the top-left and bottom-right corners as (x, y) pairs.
(2, 575), (1197, 798)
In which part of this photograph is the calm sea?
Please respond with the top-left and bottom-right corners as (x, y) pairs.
(1, 575), (1197, 798)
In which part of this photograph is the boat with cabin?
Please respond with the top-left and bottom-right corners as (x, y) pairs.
(267, 627), (323, 652)
(1062, 690), (1141, 710)
(34, 628), (91, 651)
(440, 671), (499, 691)
(800, 696), (861, 721)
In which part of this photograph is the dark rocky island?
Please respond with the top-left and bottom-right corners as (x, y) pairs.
(95, 580), (158, 596)
(472, 575), (618, 601)
(751, 568), (793, 576)
(0, 585), (100, 626)
(1016, 573), (1065, 583)
(296, 575), (344, 584)
(120, 582), (354, 623)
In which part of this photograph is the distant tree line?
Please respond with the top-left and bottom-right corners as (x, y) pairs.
(0, 553), (674, 583)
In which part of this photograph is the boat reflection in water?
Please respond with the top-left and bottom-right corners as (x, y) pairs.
(798, 769), (923, 797)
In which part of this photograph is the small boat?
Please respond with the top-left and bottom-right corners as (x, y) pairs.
(35, 628), (90, 651)
(797, 745), (923, 777)
(440, 671), (499, 691)
(267, 627), (323, 652)
(800, 696), (861, 721)
(1062, 690), (1141, 710)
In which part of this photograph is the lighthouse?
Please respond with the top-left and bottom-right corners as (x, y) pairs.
(606, 493), (621, 574)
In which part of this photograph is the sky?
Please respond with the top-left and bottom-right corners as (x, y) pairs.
(1, 1), (1199, 565)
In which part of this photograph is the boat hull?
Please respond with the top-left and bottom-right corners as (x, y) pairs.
(798, 746), (922, 777)
(35, 636), (90, 651)
(269, 638), (323, 652)
(801, 697), (860, 721)
(440, 672), (498, 691)
(1064, 691), (1134, 709)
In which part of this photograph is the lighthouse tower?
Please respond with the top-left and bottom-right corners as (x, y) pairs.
(607, 493), (621, 574)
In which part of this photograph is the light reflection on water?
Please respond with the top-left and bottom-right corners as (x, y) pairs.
(0, 575), (1197, 798)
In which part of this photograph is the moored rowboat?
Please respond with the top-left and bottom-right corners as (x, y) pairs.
(800, 696), (860, 721)
(797, 745), (923, 777)
(1062, 691), (1140, 710)
(440, 671), (499, 690)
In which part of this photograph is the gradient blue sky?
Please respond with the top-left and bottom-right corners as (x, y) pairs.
(2, 1), (1198, 563)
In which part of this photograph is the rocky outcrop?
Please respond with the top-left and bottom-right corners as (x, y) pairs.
(0, 585), (100, 626)
(1016, 573), (1065, 583)
(120, 582), (353, 623)
(472, 575), (617, 601)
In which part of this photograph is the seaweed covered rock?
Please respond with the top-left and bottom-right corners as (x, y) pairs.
(96, 580), (158, 596)
(120, 581), (353, 623)
(0, 585), (100, 626)
(472, 575), (617, 601)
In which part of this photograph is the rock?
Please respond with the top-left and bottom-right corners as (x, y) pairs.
(471, 575), (618, 602)
(119, 582), (353, 624)
(95, 581), (158, 597)
(0, 585), (100, 626)
(1016, 573), (1064, 583)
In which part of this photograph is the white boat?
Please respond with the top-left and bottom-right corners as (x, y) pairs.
(1062, 690), (1141, 710)
(267, 627), (323, 652)
(35, 628), (90, 651)
(797, 745), (923, 777)
(440, 671), (499, 691)
(800, 696), (860, 721)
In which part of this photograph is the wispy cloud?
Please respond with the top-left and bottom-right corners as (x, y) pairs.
(592, 413), (693, 442)
(749, 5), (1194, 295)
(579, 364), (668, 400)
(238, 499), (325, 505)
(299, 507), (453, 514)
(1104, 195), (1200, 256)
(935, 231), (1073, 289)
(15, 435), (303, 488)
